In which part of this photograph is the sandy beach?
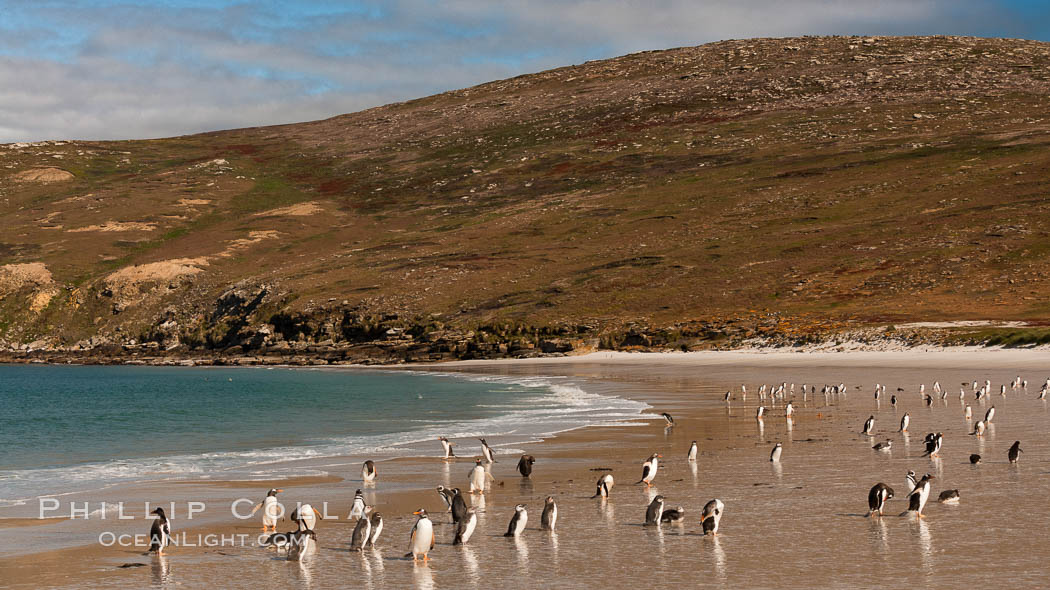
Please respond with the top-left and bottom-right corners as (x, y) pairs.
(3, 348), (1050, 588)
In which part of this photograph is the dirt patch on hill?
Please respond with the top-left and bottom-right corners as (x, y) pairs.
(0, 263), (53, 294)
(68, 221), (158, 233)
(103, 258), (209, 310)
(12, 168), (74, 183)
(254, 202), (324, 217)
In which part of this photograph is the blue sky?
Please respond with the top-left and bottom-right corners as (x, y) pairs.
(0, 0), (1048, 141)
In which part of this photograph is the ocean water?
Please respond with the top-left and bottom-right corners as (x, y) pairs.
(0, 365), (646, 507)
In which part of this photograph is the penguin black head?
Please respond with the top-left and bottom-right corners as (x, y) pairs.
(545, 496), (555, 505)
(267, 488), (282, 497)
(515, 503), (527, 511)
(475, 458), (483, 465)
(970, 454), (982, 464)
(451, 487), (461, 495)
(413, 508), (429, 518)
(150, 507), (166, 518)
(355, 489), (362, 494)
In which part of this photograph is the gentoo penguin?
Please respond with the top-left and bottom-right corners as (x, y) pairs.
(701, 499), (724, 535)
(644, 495), (665, 526)
(770, 442), (782, 463)
(867, 483), (894, 517)
(933, 381), (941, 394)
(921, 433), (943, 458)
(899, 413), (910, 433)
(406, 509), (434, 562)
(251, 488), (283, 532)
(592, 473), (614, 498)
(875, 387), (881, 400)
(469, 458), (487, 493)
(984, 406), (996, 423)
(890, 394), (897, 406)
(439, 437), (456, 460)
(362, 460), (377, 484)
(350, 507), (372, 551)
(292, 503), (323, 532)
(453, 507), (477, 545)
(937, 490), (960, 504)
(541, 496), (558, 531)
(969, 454), (982, 464)
(504, 504), (528, 537)
(972, 420), (986, 437)
(724, 391), (731, 402)
(637, 453), (662, 487)
(925, 395), (933, 407)
(148, 507), (171, 554)
(661, 412), (675, 427)
(368, 511), (383, 548)
(756, 406), (765, 419)
(451, 488), (468, 524)
(479, 438), (497, 463)
(785, 402), (794, 417)
(286, 529), (317, 562)
(965, 405), (972, 419)
(862, 415), (875, 435)
(517, 454), (536, 478)
(872, 440), (892, 452)
(1008, 441), (1023, 463)
(349, 489), (367, 519)
(262, 529), (297, 552)
(902, 473), (934, 517)
(436, 485), (455, 512)
(661, 506), (686, 523)
(687, 441), (698, 462)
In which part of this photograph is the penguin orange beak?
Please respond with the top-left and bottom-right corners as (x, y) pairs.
(413, 510), (423, 515)
(276, 489), (284, 493)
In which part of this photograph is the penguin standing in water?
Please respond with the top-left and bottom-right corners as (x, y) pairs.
(770, 442), (783, 463)
(361, 460), (377, 484)
(453, 507), (477, 545)
(701, 499), (724, 535)
(972, 420), (986, 437)
(984, 406), (996, 423)
(406, 509), (434, 562)
(687, 441), (698, 462)
(349, 490), (367, 519)
(286, 528), (317, 562)
(1008, 441), (1023, 463)
(756, 406), (765, 419)
(517, 455), (536, 478)
(637, 453), (662, 487)
(867, 483), (894, 517)
(661, 412), (675, 427)
(644, 495), (665, 526)
(862, 415), (875, 435)
(504, 504), (528, 537)
(785, 402), (794, 417)
(902, 473), (934, 517)
(922, 433), (943, 458)
(469, 458), (487, 493)
(439, 437), (456, 460)
(540, 496), (558, 531)
(592, 473), (614, 498)
(479, 439), (497, 464)
(661, 506), (686, 523)
(291, 503), (323, 532)
(890, 394), (897, 406)
(899, 413), (910, 433)
(350, 508), (372, 551)
(905, 470), (918, 493)
(451, 488), (468, 524)
(436, 486), (455, 512)
(148, 507), (171, 554)
(251, 488), (283, 532)
(368, 512), (383, 548)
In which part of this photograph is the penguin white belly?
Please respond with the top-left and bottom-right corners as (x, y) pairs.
(262, 497), (280, 527)
(470, 467), (486, 492)
(545, 505), (558, 530)
(410, 519), (434, 558)
(299, 505), (317, 531)
(459, 513), (477, 543)
(369, 519), (383, 546)
(648, 460), (659, 481)
(512, 511), (528, 535)
(687, 445), (697, 461)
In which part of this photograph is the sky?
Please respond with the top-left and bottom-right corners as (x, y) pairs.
(0, 0), (1048, 142)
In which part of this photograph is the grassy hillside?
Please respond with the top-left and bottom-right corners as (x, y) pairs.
(3, 35), (1050, 361)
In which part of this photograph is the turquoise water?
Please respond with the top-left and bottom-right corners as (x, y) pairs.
(0, 365), (645, 506)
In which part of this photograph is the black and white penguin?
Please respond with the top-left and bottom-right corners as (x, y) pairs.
(785, 402), (794, 417)
(540, 496), (558, 531)
(644, 495), (665, 526)
(899, 413), (910, 433)
(969, 454), (982, 464)
(661, 412), (675, 427)
(479, 438), (497, 464)
(251, 488), (283, 532)
(984, 406), (996, 423)
(469, 458), (487, 493)
(349, 489), (366, 519)
(890, 394), (897, 406)
(687, 441), (698, 462)
(701, 499), (724, 535)
(517, 454), (536, 478)
(286, 529), (317, 562)
(637, 453), (662, 487)
(368, 511), (383, 548)
(770, 442), (782, 463)
(661, 506), (686, 523)
(862, 415), (875, 435)
(453, 507), (477, 545)
(925, 395), (933, 407)
(905, 470), (917, 493)
(291, 503), (322, 532)
(406, 509), (434, 562)
(872, 440), (892, 452)
(148, 507), (171, 554)
(972, 420), (986, 437)
(922, 433), (943, 458)
(439, 436), (456, 460)
(451, 487), (468, 524)
(436, 485), (455, 512)
(261, 529), (296, 552)
(867, 483), (894, 517)
(902, 473), (934, 517)
(349, 508), (372, 551)
(756, 406), (765, 419)
(592, 473), (614, 498)
(361, 460), (377, 484)
(937, 490), (960, 504)
(504, 504), (528, 537)
(1008, 441), (1023, 463)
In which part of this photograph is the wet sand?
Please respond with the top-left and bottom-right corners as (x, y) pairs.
(3, 349), (1050, 588)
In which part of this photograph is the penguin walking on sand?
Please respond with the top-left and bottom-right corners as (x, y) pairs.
(451, 488), (468, 523)
(902, 473), (933, 517)
(406, 509), (434, 562)
(899, 413), (910, 433)
(436, 486), (455, 512)
(701, 499), (724, 535)
(661, 412), (675, 427)
(517, 454), (535, 478)
(362, 460), (377, 484)
(368, 512), (383, 548)
(867, 483), (894, 517)
(592, 473), (614, 498)
(644, 495), (665, 526)
(687, 441), (698, 462)
(1008, 441), (1023, 463)
(770, 442), (783, 463)
(251, 488), (283, 532)
(479, 439), (497, 464)
(349, 490), (367, 519)
(661, 506), (686, 523)
(862, 415), (875, 435)
(504, 504), (528, 537)
(637, 453), (662, 487)
(469, 458), (488, 493)
(453, 507), (477, 545)
(541, 496), (558, 531)
(439, 437), (456, 460)
(350, 507), (372, 551)
(148, 507), (171, 554)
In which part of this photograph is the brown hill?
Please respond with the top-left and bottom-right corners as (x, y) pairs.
(3, 35), (1050, 362)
